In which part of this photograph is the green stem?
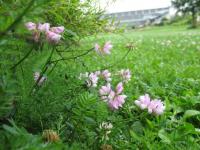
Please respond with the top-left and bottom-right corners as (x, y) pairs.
(10, 47), (34, 70)
(29, 47), (55, 95)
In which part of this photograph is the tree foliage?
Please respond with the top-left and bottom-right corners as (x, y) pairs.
(172, 0), (200, 27)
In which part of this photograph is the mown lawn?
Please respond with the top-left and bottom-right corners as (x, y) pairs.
(1, 26), (200, 149)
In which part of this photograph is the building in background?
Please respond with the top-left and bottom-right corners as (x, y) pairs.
(105, 7), (171, 27)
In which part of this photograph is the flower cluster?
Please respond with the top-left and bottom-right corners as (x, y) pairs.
(79, 70), (112, 88)
(79, 69), (131, 88)
(79, 72), (99, 87)
(86, 72), (99, 87)
(134, 94), (165, 115)
(99, 121), (113, 141)
(118, 69), (131, 83)
(101, 70), (112, 82)
(25, 22), (64, 44)
(95, 41), (113, 55)
(34, 72), (46, 86)
(99, 82), (127, 110)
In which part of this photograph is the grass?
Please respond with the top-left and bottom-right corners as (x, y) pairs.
(1, 26), (200, 149)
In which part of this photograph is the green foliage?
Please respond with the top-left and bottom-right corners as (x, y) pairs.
(43, 0), (108, 39)
(1, 0), (200, 149)
(172, 0), (200, 27)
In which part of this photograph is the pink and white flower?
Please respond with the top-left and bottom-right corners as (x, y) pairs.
(94, 41), (113, 55)
(134, 94), (165, 115)
(103, 41), (113, 54)
(101, 70), (112, 82)
(38, 23), (50, 32)
(50, 26), (65, 34)
(99, 83), (112, 102)
(118, 69), (131, 83)
(46, 31), (61, 44)
(99, 82), (127, 110)
(25, 22), (64, 44)
(108, 94), (127, 110)
(134, 94), (151, 110)
(147, 99), (165, 115)
(25, 22), (36, 31)
(86, 72), (99, 87)
(116, 82), (123, 94)
(94, 70), (101, 76)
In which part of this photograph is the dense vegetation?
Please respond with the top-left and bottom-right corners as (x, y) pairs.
(1, 0), (200, 149)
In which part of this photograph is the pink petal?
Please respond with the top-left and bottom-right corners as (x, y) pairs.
(116, 82), (123, 94)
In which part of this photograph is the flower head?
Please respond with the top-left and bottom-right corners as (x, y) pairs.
(99, 83), (112, 97)
(94, 41), (113, 55)
(46, 31), (61, 44)
(148, 99), (165, 115)
(134, 94), (151, 109)
(118, 69), (131, 83)
(99, 82), (127, 110)
(25, 22), (36, 31)
(108, 94), (127, 110)
(134, 94), (165, 116)
(94, 70), (101, 76)
(38, 23), (50, 32)
(86, 72), (99, 87)
(50, 26), (65, 34)
(116, 82), (123, 94)
(103, 41), (113, 54)
(101, 70), (112, 82)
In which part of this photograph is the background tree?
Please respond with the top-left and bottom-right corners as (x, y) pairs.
(172, 0), (200, 28)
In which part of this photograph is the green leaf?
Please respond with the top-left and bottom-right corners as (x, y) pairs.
(158, 129), (171, 144)
(183, 110), (200, 120)
(129, 130), (140, 141)
(3, 125), (19, 135)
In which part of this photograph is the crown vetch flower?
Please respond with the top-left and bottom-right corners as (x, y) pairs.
(147, 99), (165, 115)
(50, 26), (65, 34)
(94, 41), (113, 55)
(25, 22), (64, 44)
(135, 94), (165, 115)
(25, 22), (36, 31)
(116, 82), (123, 94)
(108, 94), (127, 110)
(86, 72), (99, 87)
(46, 31), (61, 44)
(118, 69), (131, 83)
(103, 41), (113, 54)
(134, 94), (151, 109)
(101, 70), (112, 82)
(99, 82), (127, 110)
(38, 23), (50, 32)
(94, 70), (101, 76)
(99, 83), (112, 96)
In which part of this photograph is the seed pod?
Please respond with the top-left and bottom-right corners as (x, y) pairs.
(101, 144), (113, 150)
(42, 129), (60, 142)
